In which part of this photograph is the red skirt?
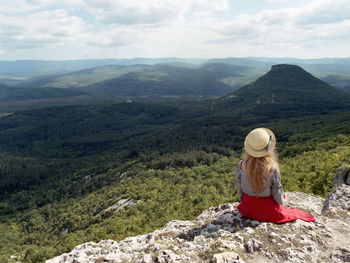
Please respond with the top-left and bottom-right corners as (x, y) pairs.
(237, 194), (316, 223)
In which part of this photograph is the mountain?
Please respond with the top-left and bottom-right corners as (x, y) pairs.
(20, 64), (153, 88)
(0, 58), (208, 78)
(21, 63), (199, 89)
(213, 64), (350, 117)
(81, 64), (234, 96)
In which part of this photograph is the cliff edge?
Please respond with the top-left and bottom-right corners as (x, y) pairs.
(47, 169), (350, 263)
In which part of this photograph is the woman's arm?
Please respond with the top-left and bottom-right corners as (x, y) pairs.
(271, 168), (284, 204)
(235, 162), (243, 201)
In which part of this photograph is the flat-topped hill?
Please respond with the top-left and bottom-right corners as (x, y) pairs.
(213, 64), (350, 117)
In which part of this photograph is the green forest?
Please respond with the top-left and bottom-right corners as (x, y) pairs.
(1, 64), (350, 262)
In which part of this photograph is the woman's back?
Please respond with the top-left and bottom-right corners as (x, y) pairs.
(235, 160), (283, 204)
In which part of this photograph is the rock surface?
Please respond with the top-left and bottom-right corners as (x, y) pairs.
(104, 198), (140, 212)
(47, 182), (350, 263)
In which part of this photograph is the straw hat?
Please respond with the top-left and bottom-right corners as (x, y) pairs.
(244, 128), (276, 157)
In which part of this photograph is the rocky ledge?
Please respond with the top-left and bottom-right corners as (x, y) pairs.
(47, 184), (350, 263)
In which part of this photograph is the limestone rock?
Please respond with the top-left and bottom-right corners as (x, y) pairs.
(47, 188), (350, 263)
(323, 183), (350, 213)
(104, 198), (140, 212)
(212, 252), (245, 263)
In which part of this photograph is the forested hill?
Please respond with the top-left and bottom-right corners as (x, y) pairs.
(211, 64), (350, 117)
(81, 64), (233, 96)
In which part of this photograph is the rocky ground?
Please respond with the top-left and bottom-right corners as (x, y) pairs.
(47, 171), (350, 263)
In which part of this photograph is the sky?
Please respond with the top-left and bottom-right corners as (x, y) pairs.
(0, 0), (349, 60)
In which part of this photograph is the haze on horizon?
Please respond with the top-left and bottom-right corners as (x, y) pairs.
(0, 0), (349, 61)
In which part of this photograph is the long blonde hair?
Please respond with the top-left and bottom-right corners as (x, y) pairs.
(242, 151), (279, 194)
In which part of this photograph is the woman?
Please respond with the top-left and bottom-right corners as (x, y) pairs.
(235, 127), (315, 223)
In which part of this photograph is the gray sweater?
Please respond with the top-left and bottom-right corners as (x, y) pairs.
(235, 161), (284, 204)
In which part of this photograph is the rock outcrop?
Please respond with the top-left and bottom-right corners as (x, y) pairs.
(47, 174), (350, 263)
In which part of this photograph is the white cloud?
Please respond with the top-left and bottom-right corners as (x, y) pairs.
(296, 0), (350, 25)
(80, 27), (136, 48)
(0, 0), (55, 14)
(0, 0), (85, 14)
(0, 9), (87, 51)
(266, 0), (293, 3)
(81, 0), (229, 25)
(0, 0), (349, 59)
(214, 0), (350, 47)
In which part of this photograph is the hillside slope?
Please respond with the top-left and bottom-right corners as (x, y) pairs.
(21, 65), (152, 88)
(81, 64), (234, 96)
(0, 84), (83, 102)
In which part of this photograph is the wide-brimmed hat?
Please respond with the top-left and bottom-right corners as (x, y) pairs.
(244, 128), (276, 157)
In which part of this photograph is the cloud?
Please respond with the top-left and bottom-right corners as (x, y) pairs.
(0, 0), (349, 59)
(81, 0), (229, 25)
(214, 0), (350, 46)
(296, 0), (350, 25)
(0, 0), (56, 14)
(265, 0), (293, 3)
(80, 28), (136, 48)
(0, 10), (87, 51)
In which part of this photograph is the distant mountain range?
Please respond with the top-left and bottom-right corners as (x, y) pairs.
(0, 58), (207, 77)
(0, 60), (349, 112)
(1, 57), (349, 77)
(1, 57), (350, 89)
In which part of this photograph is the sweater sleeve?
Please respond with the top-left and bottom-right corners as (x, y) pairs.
(271, 168), (284, 205)
(235, 162), (243, 201)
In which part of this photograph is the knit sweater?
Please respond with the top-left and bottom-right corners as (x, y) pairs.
(235, 161), (284, 204)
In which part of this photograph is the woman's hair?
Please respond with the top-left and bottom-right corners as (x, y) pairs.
(242, 150), (279, 194)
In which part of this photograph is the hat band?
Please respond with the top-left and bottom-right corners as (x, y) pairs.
(253, 135), (273, 153)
